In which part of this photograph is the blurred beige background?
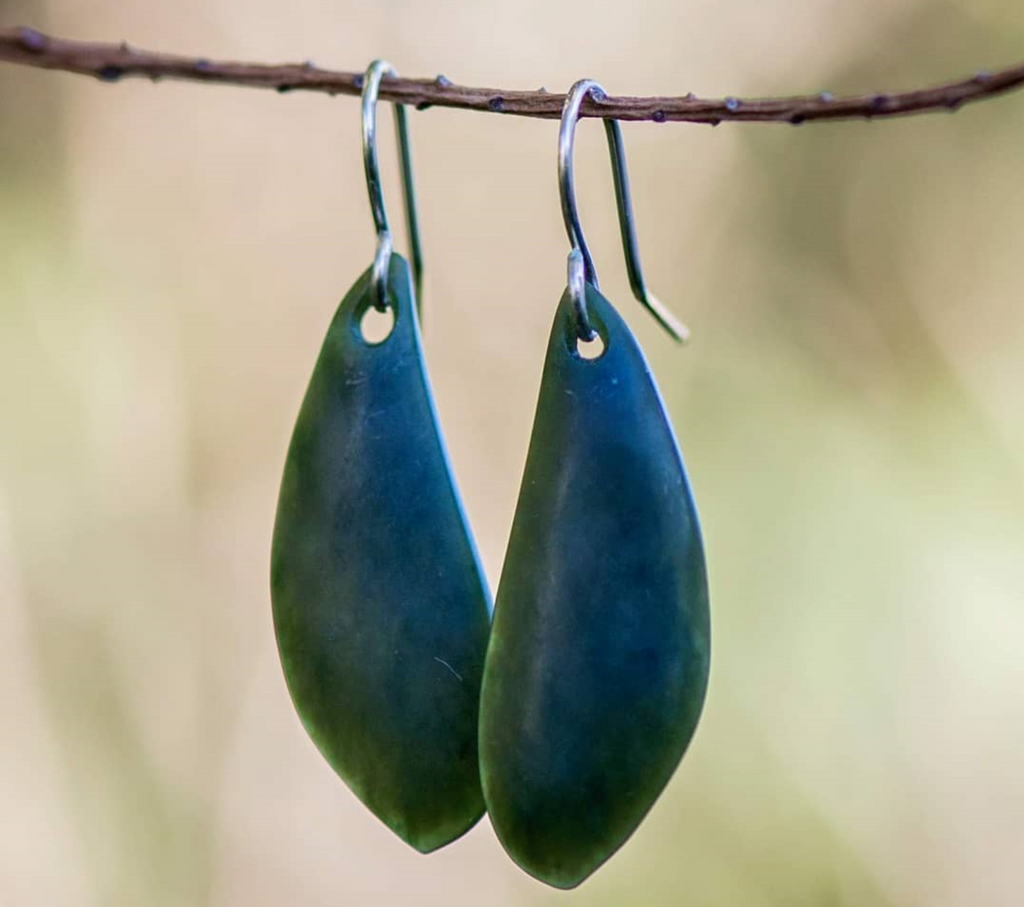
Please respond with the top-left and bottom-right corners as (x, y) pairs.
(3, 0), (1024, 905)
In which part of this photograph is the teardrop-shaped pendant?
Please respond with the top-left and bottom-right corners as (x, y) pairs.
(271, 254), (492, 853)
(479, 282), (710, 888)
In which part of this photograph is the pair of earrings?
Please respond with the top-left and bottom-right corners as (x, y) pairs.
(271, 62), (710, 890)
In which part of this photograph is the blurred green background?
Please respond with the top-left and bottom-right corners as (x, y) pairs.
(3, 0), (1024, 904)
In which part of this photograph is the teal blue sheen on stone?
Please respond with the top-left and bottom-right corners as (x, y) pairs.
(271, 255), (492, 853)
(479, 282), (710, 888)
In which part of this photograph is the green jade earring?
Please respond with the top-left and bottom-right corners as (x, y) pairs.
(479, 80), (711, 888)
(271, 60), (492, 853)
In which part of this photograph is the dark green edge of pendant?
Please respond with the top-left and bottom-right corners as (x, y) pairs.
(375, 256), (494, 852)
(404, 257), (492, 850)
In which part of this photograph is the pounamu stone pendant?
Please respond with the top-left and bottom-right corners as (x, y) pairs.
(479, 282), (711, 888)
(271, 254), (492, 853)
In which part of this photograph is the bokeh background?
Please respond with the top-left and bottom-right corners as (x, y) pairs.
(3, 0), (1024, 904)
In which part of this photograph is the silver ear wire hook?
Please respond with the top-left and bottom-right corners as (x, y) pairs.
(558, 79), (689, 343)
(361, 60), (423, 312)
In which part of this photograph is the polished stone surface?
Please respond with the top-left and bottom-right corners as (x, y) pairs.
(272, 255), (491, 853)
(480, 282), (710, 888)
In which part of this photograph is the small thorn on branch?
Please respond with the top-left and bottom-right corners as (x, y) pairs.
(17, 26), (47, 52)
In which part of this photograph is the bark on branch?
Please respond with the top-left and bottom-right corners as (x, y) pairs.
(2, 25), (1024, 125)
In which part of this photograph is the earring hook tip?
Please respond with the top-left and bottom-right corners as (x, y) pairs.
(644, 292), (691, 343)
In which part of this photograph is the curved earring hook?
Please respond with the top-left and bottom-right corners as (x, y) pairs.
(362, 59), (423, 312)
(558, 79), (689, 343)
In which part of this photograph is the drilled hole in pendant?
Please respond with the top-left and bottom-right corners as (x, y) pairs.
(576, 333), (606, 360)
(359, 304), (395, 344)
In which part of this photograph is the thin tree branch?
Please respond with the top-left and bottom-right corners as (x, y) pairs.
(2, 25), (1023, 125)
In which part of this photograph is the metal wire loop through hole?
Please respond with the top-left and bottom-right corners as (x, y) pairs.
(558, 78), (690, 344)
(361, 59), (423, 315)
